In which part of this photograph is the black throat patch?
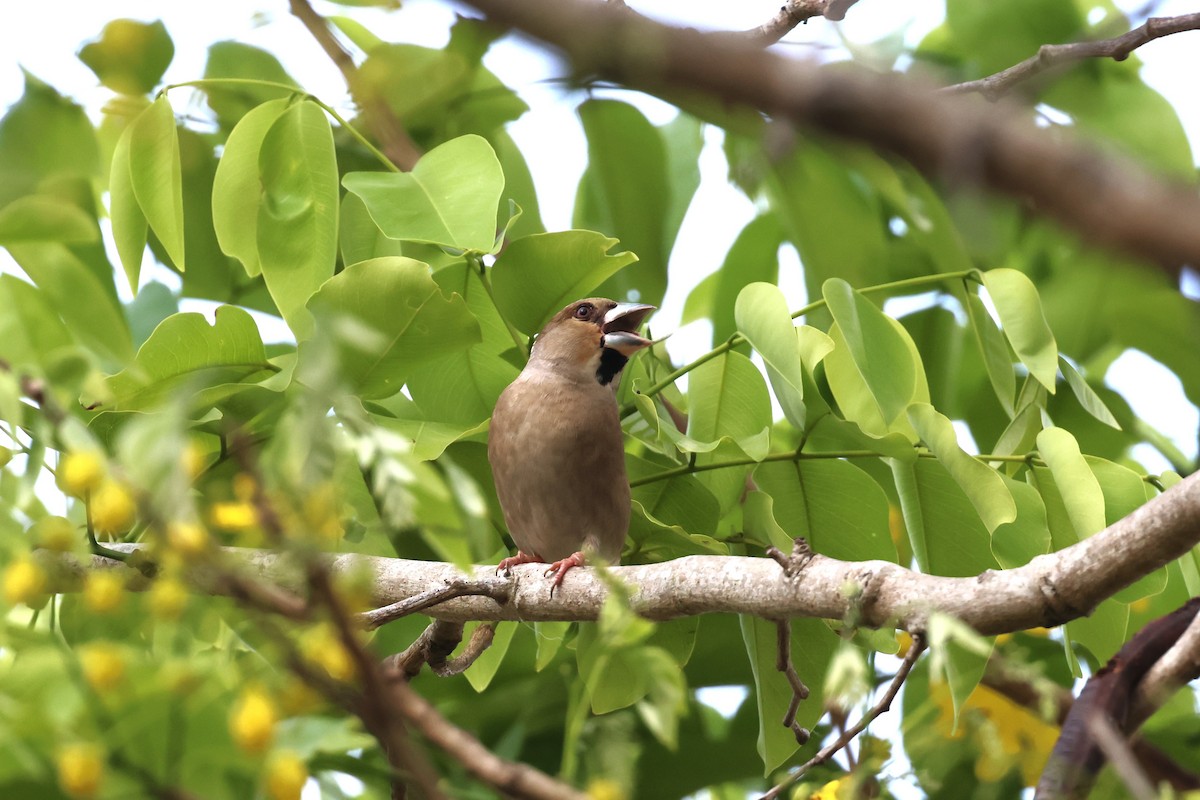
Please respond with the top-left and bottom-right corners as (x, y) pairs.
(596, 348), (629, 386)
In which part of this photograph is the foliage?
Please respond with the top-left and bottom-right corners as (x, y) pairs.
(0, 3), (1196, 799)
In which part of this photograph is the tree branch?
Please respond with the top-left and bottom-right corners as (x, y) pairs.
(945, 13), (1200, 99)
(458, 0), (1200, 274)
(741, 0), (827, 46)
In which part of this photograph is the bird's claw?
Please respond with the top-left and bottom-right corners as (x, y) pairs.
(496, 550), (544, 576)
(544, 552), (587, 595)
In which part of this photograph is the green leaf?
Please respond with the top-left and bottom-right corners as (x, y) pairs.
(964, 290), (1015, 417)
(743, 491), (795, 551)
(824, 279), (917, 426)
(825, 318), (928, 440)
(687, 214), (784, 347)
(0, 194), (97, 246)
(943, 0), (1083, 78)
(740, 614), (837, 774)
(78, 19), (174, 95)
(734, 282), (807, 429)
(491, 231), (638, 335)
(534, 621), (572, 671)
(257, 100), (339, 338)
(202, 41), (299, 129)
(102, 306), (270, 411)
(303, 257), (481, 399)
(574, 100), (684, 307)
(1059, 357), (1120, 430)
(129, 96), (185, 271)
(464, 621), (517, 692)
(109, 123), (147, 293)
(0, 276), (77, 374)
(980, 268), (1058, 392)
(891, 458), (999, 577)
(927, 613), (993, 728)
(125, 281), (178, 349)
(1087, 457), (1166, 602)
(1066, 597), (1128, 665)
(6, 243), (133, 366)
(636, 646), (688, 749)
(1035, 427), (1105, 539)
(990, 475), (1050, 569)
(342, 135), (504, 253)
(491, 128), (545, 241)
(909, 403), (1015, 533)
(755, 459), (897, 563)
(212, 98), (290, 277)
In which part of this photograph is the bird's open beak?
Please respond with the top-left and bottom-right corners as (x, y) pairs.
(601, 303), (655, 356)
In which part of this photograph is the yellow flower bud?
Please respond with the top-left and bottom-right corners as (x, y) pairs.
(79, 643), (126, 693)
(3, 557), (47, 606)
(149, 578), (188, 620)
(90, 481), (136, 536)
(59, 452), (105, 497)
(586, 778), (627, 800)
(230, 687), (277, 755)
(83, 572), (125, 614)
(182, 441), (208, 480)
(210, 501), (257, 532)
(232, 472), (258, 502)
(301, 624), (357, 683)
(166, 521), (210, 556)
(34, 516), (79, 552)
(265, 751), (308, 800)
(57, 743), (105, 799)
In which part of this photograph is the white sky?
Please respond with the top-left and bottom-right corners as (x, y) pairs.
(0, 0), (1196, 467)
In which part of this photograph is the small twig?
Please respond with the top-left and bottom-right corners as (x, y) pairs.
(741, 0), (827, 46)
(765, 537), (815, 578)
(945, 13), (1200, 99)
(1086, 715), (1157, 800)
(361, 580), (511, 630)
(775, 619), (811, 744)
(384, 676), (589, 800)
(387, 620), (468, 680)
(760, 634), (926, 800)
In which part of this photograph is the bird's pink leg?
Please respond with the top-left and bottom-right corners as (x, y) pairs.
(497, 550), (544, 575)
(544, 551), (587, 590)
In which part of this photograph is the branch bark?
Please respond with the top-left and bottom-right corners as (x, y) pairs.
(457, 0), (1200, 275)
(945, 13), (1200, 99)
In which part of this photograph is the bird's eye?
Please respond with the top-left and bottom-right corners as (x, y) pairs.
(574, 304), (593, 319)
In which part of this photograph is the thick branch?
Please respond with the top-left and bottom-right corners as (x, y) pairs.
(459, 0), (1200, 273)
(946, 13), (1200, 99)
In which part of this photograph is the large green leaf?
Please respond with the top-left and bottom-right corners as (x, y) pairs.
(909, 403), (1015, 533)
(77, 19), (174, 95)
(108, 124), (148, 292)
(257, 100), (339, 338)
(202, 41), (299, 129)
(0, 195), (97, 246)
(980, 268), (1058, 393)
(342, 135), (503, 253)
(734, 282), (807, 429)
(1035, 427), (1104, 539)
(211, 97), (290, 277)
(892, 458), (999, 577)
(128, 96), (185, 272)
(990, 474), (1050, 569)
(964, 290), (1015, 417)
(303, 257), (480, 399)
(754, 459), (897, 563)
(825, 318), (928, 440)
(103, 306), (271, 411)
(824, 279), (918, 426)
(491, 231), (638, 336)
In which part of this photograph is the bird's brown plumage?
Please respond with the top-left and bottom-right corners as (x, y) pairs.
(488, 298), (654, 587)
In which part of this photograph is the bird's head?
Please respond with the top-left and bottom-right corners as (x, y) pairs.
(530, 298), (655, 385)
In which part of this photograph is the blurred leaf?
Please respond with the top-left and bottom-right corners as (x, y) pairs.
(909, 403), (1015, 533)
(685, 214), (783, 346)
(981, 268), (1058, 392)
(490, 128), (544, 241)
(342, 134), (503, 253)
(0, 276), (77, 375)
(491, 231), (637, 335)
(927, 613), (993, 728)
(78, 19), (174, 95)
(755, 459), (897, 563)
(212, 97), (290, 277)
(0, 195), (97, 246)
(128, 96), (185, 273)
(303, 257), (480, 399)
(257, 100), (339, 338)
(202, 41), (298, 129)
(465, 621), (518, 692)
(941, 0), (1083, 78)
(1058, 357), (1120, 430)
(124, 281), (178, 349)
(102, 306), (270, 411)
(734, 282), (807, 429)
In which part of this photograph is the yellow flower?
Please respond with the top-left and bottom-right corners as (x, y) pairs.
(232, 472), (258, 502)
(166, 521), (210, 556)
(34, 516), (79, 552)
(3, 557), (47, 606)
(149, 578), (188, 620)
(809, 777), (852, 799)
(83, 572), (125, 614)
(57, 743), (105, 799)
(586, 778), (626, 800)
(230, 687), (278, 755)
(59, 452), (105, 497)
(79, 643), (126, 693)
(301, 624), (357, 682)
(90, 481), (136, 536)
(182, 441), (208, 480)
(265, 751), (309, 800)
(210, 501), (257, 532)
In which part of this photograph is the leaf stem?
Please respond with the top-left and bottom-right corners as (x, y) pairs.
(160, 79), (400, 173)
(621, 269), (975, 417)
(629, 446), (1039, 487)
(473, 257), (528, 353)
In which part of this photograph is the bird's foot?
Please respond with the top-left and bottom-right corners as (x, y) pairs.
(545, 551), (587, 593)
(497, 550), (544, 575)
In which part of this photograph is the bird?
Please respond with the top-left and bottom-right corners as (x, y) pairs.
(488, 298), (655, 589)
